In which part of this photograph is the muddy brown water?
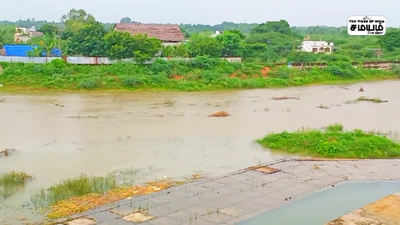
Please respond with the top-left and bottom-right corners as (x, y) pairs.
(1, 80), (400, 224)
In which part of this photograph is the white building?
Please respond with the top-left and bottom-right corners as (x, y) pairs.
(301, 41), (334, 54)
(211, 31), (221, 38)
(14, 27), (43, 43)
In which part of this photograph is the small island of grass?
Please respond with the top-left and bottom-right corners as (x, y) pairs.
(0, 171), (32, 199)
(257, 124), (400, 159)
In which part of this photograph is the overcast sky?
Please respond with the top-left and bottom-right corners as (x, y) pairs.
(1, 0), (398, 26)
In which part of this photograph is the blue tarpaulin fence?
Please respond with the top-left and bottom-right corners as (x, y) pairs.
(4, 45), (35, 57)
(3, 44), (62, 57)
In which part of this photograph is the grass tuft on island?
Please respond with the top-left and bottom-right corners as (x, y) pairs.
(257, 124), (400, 159)
(0, 171), (32, 199)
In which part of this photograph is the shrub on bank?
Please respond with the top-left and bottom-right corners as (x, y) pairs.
(392, 65), (400, 77)
(78, 78), (99, 89)
(325, 61), (360, 78)
(122, 76), (145, 88)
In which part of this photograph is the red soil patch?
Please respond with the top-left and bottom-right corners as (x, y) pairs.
(260, 67), (271, 77)
(171, 74), (184, 80)
(209, 111), (230, 117)
(229, 72), (248, 79)
(240, 74), (249, 79)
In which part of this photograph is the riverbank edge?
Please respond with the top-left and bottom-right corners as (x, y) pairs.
(0, 76), (398, 95)
(50, 158), (400, 225)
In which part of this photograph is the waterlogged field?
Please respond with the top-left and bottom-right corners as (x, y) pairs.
(1, 80), (400, 224)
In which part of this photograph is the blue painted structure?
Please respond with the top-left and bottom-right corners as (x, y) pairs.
(50, 48), (62, 57)
(3, 44), (62, 57)
(4, 45), (36, 57)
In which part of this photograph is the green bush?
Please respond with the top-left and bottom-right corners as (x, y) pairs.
(326, 62), (360, 78)
(122, 76), (145, 88)
(78, 78), (99, 89)
(270, 67), (290, 79)
(257, 125), (400, 158)
(326, 124), (344, 132)
(200, 71), (224, 83)
(149, 59), (174, 75)
(191, 56), (222, 69)
(392, 65), (400, 76)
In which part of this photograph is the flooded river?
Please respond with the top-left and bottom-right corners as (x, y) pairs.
(1, 80), (400, 224)
(239, 181), (400, 225)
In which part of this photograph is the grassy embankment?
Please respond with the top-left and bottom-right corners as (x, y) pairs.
(257, 124), (400, 159)
(0, 58), (399, 92)
(0, 171), (32, 199)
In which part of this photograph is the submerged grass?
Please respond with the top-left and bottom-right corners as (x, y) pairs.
(30, 173), (180, 219)
(31, 175), (117, 209)
(345, 96), (390, 104)
(45, 180), (174, 219)
(355, 96), (389, 103)
(257, 124), (400, 159)
(0, 171), (32, 199)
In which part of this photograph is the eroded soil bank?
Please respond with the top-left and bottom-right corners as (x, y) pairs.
(1, 80), (400, 224)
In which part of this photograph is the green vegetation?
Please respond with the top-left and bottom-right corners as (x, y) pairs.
(345, 96), (389, 104)
(1, 10), (400, 92)
(0, 57), (397, 91)
(2, 10), (400, 62)
(31, 175), (117, 208)
(257, 124), (400, 159)
(392, 65), (400, 76)
(0, 24), (15, 48)
(0, 171), (32, 199)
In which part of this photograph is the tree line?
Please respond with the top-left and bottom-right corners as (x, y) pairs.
(1, 9), (400, 63)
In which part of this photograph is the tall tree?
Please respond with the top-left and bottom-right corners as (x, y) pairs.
(120, 17), (132, 24)
(247, 20), (298, 59)
(29, 34), (60, 56)
(0, 26), (15, 47)
(216, 30), (245, 57)
(247, 32), (297, 57)
(380, 29), (400, 52)
(61, 9), (96, 35)
(104, 31), (161, 62)
(187, 34), (223, 57)
(64, 22), (107, 56)
(38, 24), (59, 36)
(251, 20), (292, 35)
